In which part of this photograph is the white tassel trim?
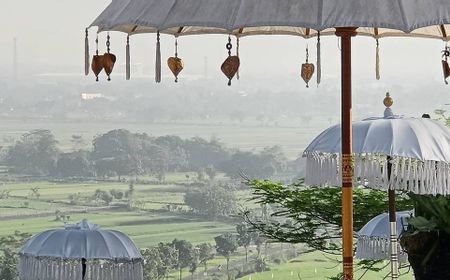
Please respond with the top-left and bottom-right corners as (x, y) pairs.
(19, 255), (143, 280)
(356, 235), (408, 263)
(304, 152), (450, 195)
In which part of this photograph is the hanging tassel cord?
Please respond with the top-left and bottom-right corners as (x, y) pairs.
(155, 31), (161, 83)
(316, 32), (321, 86)
(376, 39), (381, 80)
(85, 28), (90, 76)
(236, 37), (240, 80)
(106, 33), (111, 81)
(126, 35), (130, 80)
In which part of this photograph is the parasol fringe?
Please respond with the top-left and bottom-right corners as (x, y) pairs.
(304, 152), (450, 195)
(317, 32), (321, 85)
(126, 35), (131, 80)
(376, 39), (380, 80)
(355, 235), (408, 263)
(19, 255), (144, 280)
(155, 31), (161, 83)
(85, 28), (90, 76)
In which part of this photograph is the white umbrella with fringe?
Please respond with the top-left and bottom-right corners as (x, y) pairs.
(19, 219), (143, 280)
(356, 210), (413, 263)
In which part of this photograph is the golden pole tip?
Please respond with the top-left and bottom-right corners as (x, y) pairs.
(383, 92), (393, 108)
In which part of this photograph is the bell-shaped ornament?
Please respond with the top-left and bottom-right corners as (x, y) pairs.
(103, 53), (117, 81)
(442, 60), (450, 85)
(167, 57), (184, 82)
(301, 63), (315, 88)
(91, 55), (104, 82)
(221, 56), (240, 86)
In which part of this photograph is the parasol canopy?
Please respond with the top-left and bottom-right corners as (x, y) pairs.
(19, 220), (143, 280)
(356, 211), (412, 262)
(303, 107), (450, 195)
(90, 0), (450, 40)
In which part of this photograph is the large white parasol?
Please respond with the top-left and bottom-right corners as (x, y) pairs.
(304, 98), (450, 195)
(87, 1), (450, 279)
(19, 220), (143, 280)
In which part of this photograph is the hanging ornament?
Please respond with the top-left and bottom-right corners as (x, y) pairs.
(301, 45), (315, 88)
(103, 33), (116, 81)
(221, 35), (240, 86)
(316, 32), (321, 86)
(167, 38), (184, 82)
(442, 45), (450, 85)
(91, 35), (103, 82)
(85, 28), (90, 76)
(236, 37), (240, 80)
(155, 31), (162, 83)
(126, 35), (131, 80)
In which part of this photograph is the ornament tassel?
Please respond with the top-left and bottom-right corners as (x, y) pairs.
(316, 32), (321, 86)
(126, 35), (131, 80)
(376, 39), (380, 80)
(155, 31), (161, 83)
(85, 29), (90, 76)
(236, 37), (240, 80)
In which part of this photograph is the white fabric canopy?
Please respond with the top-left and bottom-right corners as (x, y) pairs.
(20, 220), (142, 260)
(303, 109), (450, 195)
(304, 114), (450, 163)
(356, 211), (412, 262)
(19, 220), (143, 280)
(90, 0), (450, 40)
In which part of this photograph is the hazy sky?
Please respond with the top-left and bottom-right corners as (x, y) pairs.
(1, 0), (449, 115)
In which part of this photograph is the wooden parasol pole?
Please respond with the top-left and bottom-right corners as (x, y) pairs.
(335, 27), (357, 280)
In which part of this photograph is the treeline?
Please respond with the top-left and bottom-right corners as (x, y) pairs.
(2, 129), (298, 181)
(142, 223), (268, 280)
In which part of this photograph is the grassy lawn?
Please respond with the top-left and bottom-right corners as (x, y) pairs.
(238, 251), (415, 280)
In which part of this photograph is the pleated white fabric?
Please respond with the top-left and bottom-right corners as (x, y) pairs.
(303, 112), (450, 195)
(19, 220), (143, 280)
(89, 0), (450, 41)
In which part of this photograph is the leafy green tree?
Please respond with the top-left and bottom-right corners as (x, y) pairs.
(92, 129), (148, 179)
(0, 231), (31, 280)
(93, 189), (113, 205)
(142, 247), (163, 280)
(184, 184), (237, 219)
(219, 148), (287, 180)
(198, 243), (215, 273)
(236, 223), (252, 262)
(244, 179), (414, 278)
(183, 137), (230, 170)
(56, 151), (92, 177)
(6, 129), (59, 175)
(157, 243), (178, 278)
(214, 233), (238, 279)
(244, 180), (413, 254)
(172, 239), (194, 280)
(153, 135), (189, 171)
